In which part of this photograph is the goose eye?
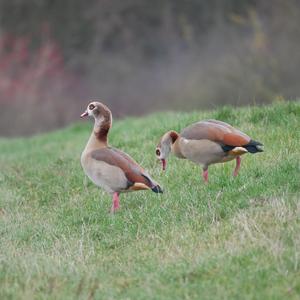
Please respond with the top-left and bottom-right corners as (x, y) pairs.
(156, 149), (161, 156)
(89, 104), (95, 110)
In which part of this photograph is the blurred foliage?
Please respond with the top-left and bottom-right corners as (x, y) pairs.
(0, 0), (256, 59)
(0, 0), (299, 135)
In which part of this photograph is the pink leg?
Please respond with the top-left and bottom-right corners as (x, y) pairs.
(233, 156), (241, 177)
(203, 168), (209, 183)
(111, 192), (120, 213)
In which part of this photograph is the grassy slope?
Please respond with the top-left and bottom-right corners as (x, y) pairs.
(0, 101), (299, 300)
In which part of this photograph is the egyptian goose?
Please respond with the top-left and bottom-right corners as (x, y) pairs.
(81, 101), (162, 213)
(155, 119), (263, 183)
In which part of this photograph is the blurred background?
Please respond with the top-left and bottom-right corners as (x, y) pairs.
(0, 0), (299, 136)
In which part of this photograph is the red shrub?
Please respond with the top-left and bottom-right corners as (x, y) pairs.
(0, 31), (87, 135)
(0, 32), (74, 102)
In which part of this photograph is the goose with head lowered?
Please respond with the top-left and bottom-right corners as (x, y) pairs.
(156, 119), (263, 183)
(81, 101), (162, 213)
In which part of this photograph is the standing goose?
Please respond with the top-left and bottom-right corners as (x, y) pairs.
(155, 119), (263, 183)
(81, 101), (162, 213)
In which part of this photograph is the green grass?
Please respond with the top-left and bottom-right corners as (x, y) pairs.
(0, 101), (299, 300)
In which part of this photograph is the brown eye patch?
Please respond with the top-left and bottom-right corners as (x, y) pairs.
(89, 104), (95, 110)
(156, 149), (161, 156)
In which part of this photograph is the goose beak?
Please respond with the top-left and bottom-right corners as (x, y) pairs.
(161, 159), (166, 171)
(80, 110), (88, 118)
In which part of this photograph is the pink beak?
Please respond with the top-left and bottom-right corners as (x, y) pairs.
(161, 159), (166, 171)
(80, 111), (88, 118)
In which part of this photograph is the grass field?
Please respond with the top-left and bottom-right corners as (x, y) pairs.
(0, 101), (299, 299)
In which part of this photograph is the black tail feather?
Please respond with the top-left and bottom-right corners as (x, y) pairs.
(244, 140), (263, 153)
(221, 140), (263, 154)
(151, 185), (163, 194)
(142, 174), (163, 194)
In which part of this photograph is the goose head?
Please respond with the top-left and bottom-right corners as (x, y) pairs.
(156, 131), (178, 171)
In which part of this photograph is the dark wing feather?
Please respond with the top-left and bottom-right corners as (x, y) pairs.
(181, 120), (251, 146)
(90, 147), (153, 188)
